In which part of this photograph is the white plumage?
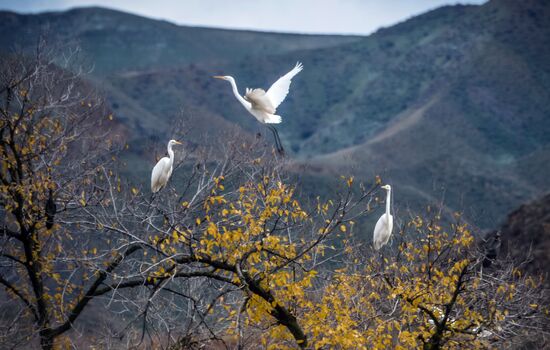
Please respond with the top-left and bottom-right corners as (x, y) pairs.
(263, 62), (303, 113)
(244, 88), (275, 114)
(373, 185), (394, 250)
(151, 140), (182, 193)
(213, 62), (303, 153)
(213, 62), (302, 124)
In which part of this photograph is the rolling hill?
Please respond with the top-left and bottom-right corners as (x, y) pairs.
(0, 0), (548, 230)
(0, 7), (359, 75)
(499, 193), (550, 285)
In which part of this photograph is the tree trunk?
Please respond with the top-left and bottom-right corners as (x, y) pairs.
(40, 330), (54, 350)
(423, 332), (442, 350)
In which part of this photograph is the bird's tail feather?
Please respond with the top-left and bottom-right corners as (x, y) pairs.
(265, 114), (282, 124)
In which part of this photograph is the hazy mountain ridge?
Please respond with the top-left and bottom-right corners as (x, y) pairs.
(0, 7), (360, 74)
(0, 0), (548, 228)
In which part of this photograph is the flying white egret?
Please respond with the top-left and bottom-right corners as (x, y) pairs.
(151, 139), (182, 193)
(373, 184), (394, 250)
(213, 62), (303, 154)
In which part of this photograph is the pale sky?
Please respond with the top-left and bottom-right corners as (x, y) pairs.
(0, 0), (486, 35)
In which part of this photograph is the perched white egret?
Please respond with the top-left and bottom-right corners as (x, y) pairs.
(151, 139), (182, 193)
(373, 184), (394, 250)
(213, 62), (303, 154)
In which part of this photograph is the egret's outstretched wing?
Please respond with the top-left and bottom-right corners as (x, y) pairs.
(244, 88), (276, 114)
(265, 62), (303, 110)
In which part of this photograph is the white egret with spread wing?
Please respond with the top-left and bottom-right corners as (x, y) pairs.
(373, 184), (394, 250)
(151, 139), (182, 193)
(213, 62), (303, 154)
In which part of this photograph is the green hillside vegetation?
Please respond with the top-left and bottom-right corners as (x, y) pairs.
(0, 7), (360, 74)
(1, 0), (548, 229)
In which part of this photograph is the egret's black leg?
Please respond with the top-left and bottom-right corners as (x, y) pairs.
(274, 127), (283, 154)
(269, 126), (280, 151)
(268, 125), (284, 155)
(267, 125), (279, 151)
(275, 128), (285, 155)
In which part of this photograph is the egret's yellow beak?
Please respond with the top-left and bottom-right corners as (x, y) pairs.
(212, 76), (225, 80)
(174, 140), (183, 145)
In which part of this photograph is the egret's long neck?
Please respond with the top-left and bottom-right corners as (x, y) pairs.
(229, 79), (251, 109)
(167, 143), (175, 165)
(385, 189), (391, 216)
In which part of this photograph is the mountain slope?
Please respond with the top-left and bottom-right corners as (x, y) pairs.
(295, 0), (550, 227)
(0, 0), (548, 229)
(0, 7), (360, 75)
(499, 193), (550, 285)
(0, 6), (361, 159)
